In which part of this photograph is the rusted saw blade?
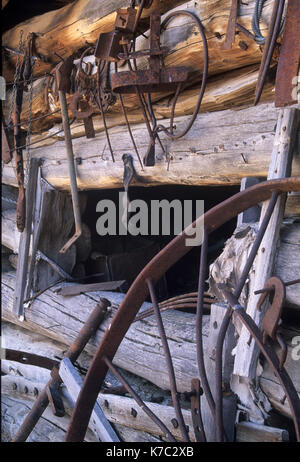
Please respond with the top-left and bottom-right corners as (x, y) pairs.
(275, 0), (300, 107)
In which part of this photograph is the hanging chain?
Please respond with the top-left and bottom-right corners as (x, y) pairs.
(7, 30), (24, 127)
(24, 58), (35, 186)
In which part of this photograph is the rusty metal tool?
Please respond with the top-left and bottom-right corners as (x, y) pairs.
(147, 277), (190, 442)
(275, 0), (300, 107)
(256, 276), (287, 370)
(55, 56), (83, 254)
(190, 378), (206, 442)
(223, 289), (300, 441)
(4, 349), (60, 371)
(64, 177), (300, 443)
(223, 0), (239, 50)
(254, 0), (285, 106)
(12, 298), (110, 442)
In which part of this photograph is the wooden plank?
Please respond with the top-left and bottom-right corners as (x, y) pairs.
(55, 280), (126, 296)
(201, 303), (237, 442)
(232, 108), (300, 418)
(236, 421), (289, 442)
(13, 159), (40, 319)
(4, 103), (300, 191)
(59, 357), (120, 442)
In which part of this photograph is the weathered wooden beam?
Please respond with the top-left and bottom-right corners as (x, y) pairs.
(2, 274), (299, 420)
(2, 0), (186, 81)
(3, 103), (300, 191)
(59, 357), (120, 442)
(233, 108), (299, 385)
(236, 421), (289, 442)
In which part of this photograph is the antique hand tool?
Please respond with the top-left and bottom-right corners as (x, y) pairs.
(275, 0), (300, 107)
(12, 33), (35, 232)
(223, 0), (239, 50)
(254, 0), (285, 105)
(256, 276), (287, 370)
(55, 56), (83, 254)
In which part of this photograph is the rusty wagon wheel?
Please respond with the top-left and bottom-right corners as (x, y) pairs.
(64, 176), (300, 442)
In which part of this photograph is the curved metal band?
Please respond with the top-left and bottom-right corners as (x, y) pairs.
(65, 176), (300, 442)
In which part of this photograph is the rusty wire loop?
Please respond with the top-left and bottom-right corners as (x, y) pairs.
(154, 10), (209, 140)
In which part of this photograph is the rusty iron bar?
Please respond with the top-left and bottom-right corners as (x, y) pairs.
(190, 378), (206, 442)
(255, 277), (300, 294)
(4, 349), (60, 371)
(103, 356), (177, 442)
(215, 191), (280, 442)
(64, 177), (300, 442)
(254, 0), (285, 106)
(222, 0), (239, 50)
(58, 89), (83, 253)
(222, 289), (300, 441)
(275, 0), (300, 107)
(147, 278), (190, 442)
(12, 298), (110, 442)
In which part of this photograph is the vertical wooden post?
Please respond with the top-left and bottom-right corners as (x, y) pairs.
(232, 107), (300, 418)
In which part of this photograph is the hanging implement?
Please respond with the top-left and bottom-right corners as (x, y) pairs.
(55, 56), (83, 254)
(275, 0), (300, 107)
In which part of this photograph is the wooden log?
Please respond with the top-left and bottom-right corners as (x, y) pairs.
(236, 421), (289, 442)
(3, 103), (300, 190)
(2, 273), (299, 420)
(208, 223), (300, 311)
(2, 0), (185, 81)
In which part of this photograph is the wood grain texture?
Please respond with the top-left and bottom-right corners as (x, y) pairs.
(1, 275), (299, 419)
(4, 103), (300, 191)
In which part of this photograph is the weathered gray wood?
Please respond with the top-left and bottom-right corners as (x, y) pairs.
(237, 177), (262, 227)
(13, 159), (40, 318)
(1, 271), (209, 393)
(55, 280), (126, 296)
(59, 357), (120, 442)
(236, 421), (289, 442)
(2, 103), (300, 190)
(201, 303), (237, 442)
(24, 173), (55, 300)
(208, 223), (300, 312)
(233, 108), (299, 385)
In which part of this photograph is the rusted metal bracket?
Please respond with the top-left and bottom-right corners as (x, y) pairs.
(222, 0), (239, 50)
(190, 378), (206, 442)
(275, 0), (300, 107)
(256, 276), (287, 370)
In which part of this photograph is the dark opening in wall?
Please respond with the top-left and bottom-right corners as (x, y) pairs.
(81, 184), (239, 302)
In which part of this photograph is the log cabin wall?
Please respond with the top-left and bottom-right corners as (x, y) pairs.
(1, 0), (300, 444)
